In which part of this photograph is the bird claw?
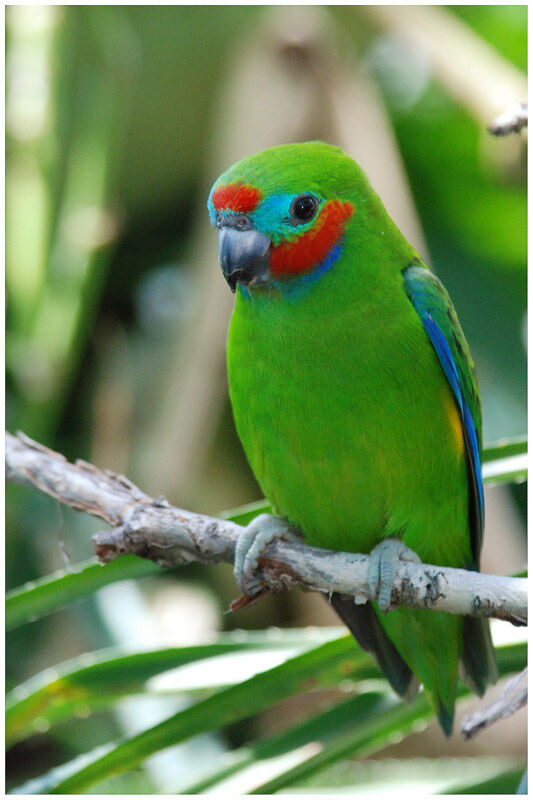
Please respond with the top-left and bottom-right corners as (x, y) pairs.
(368, 537), (421, 614)
(234, 513), (300, 596)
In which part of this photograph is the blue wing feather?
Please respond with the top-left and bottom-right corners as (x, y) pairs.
(403, 265), (484, 563)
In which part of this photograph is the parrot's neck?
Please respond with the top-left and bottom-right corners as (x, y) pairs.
(239, 240), (346, 304)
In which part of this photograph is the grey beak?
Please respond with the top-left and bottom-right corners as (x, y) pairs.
(218, 227), (271, 293)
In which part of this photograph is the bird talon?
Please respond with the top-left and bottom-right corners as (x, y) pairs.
(369, 537), (421, 614)
(234, 513), (300, 597)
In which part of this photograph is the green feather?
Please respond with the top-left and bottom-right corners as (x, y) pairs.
(214, 142), (496, 734)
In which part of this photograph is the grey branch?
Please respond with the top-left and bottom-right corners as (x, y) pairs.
(489, 102), (528, 135)
(5, 431), (527, 625)
(461, 667), (528, 738)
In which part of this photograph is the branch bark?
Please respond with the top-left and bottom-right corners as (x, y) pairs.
(489, 102), (528, 136)
(461, 667), (528, 738)
(5, 431), (527, 625)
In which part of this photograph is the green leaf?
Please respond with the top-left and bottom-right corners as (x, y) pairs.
(240, 643), (526, 795)
(221, 498), (271, 525)
(483, 436), (527, 463)
(482, 436), (527, 486)
(250, 694), (435, 794)
(6, 627), (342, 747)
(442, 765), (526, 795)
(14, 640), (526, 794)
(14, 635), (375, 793)
(482, 453), (527, 486)
(181, 643), (526, 795)
(6, 555), (161, 631)
(180, 691), (393, 793)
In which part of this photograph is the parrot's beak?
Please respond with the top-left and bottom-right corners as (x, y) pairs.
(218, 224), (271, 293)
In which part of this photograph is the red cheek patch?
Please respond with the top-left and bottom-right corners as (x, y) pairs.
(211, 182), (262, 214)
(270, 200), (354, 276)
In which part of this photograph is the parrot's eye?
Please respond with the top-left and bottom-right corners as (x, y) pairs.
(234, 215), (251, 231)
(290, 194), (318, 223)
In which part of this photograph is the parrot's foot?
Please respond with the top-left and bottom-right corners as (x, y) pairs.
(369, 537), (421, 614)
(234, 513), (301, 596)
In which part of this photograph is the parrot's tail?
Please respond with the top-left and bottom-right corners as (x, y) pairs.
(460, 615), (498, 695)
(328, 593), (419, 700)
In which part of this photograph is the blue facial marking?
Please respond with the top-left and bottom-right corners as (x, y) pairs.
(272, 240), (344, 300)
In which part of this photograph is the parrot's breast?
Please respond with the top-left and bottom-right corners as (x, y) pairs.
(227, 283), (471, 568)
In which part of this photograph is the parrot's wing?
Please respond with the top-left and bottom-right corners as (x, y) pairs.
(403, 264), (483, 567)
(403, 266), (497, 695)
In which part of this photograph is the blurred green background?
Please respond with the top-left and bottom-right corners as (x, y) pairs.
(6, 5), (526, 794)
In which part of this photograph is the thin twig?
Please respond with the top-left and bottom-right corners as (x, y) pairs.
(363, 5), (527, 126)
(461, 667), (528, 738)
(5, 431), (527, 625)
(489, 102), (528, 136)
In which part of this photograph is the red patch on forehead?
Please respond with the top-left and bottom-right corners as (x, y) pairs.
(270, 199), (354, 276)
(211, 182), (262, 213)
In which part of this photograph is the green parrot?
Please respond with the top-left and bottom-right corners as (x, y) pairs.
(207, 141), (497, 735)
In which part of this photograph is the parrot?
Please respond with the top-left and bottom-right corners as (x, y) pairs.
(207, 141), (497, 735)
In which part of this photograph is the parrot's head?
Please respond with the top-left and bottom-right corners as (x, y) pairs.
(208, 142), (368, 295)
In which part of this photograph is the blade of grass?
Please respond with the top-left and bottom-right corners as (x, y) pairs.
(482, 454), (527, 486)
(249, 643), (526, 794)
(13, 641), (525, 794)
(482, 435), (527, 463)
(442, 765), (526, 794)
(251, 695), (434, 794)
(179, 690), (392, 793)
(6, 555), (161, 630)
(221, 498), (271, 525)
(7, 628), (341, 746)
(14, 635), (374, 793)
(482, 436), (527, 486)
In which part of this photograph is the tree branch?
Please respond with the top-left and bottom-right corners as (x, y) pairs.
(5, 431), (527, 625)
(461, 667), (528, 738)
(489, 102), (528, 135)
